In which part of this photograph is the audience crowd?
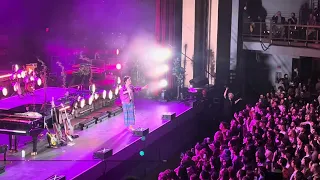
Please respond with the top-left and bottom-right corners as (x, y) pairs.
(158, 75), (320, 180)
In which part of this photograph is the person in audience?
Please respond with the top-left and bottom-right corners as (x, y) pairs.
(159, 75), (320, 180)
(272, 11), (286, 24)
(223, 87), (242, 122)
(307, 14), (317, 38)
(272, 11), (286, 38)
(288, 13), (298, 25)
(288, 13), (298, 38)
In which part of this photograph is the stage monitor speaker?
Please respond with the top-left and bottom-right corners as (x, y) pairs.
(93, 148), (113, 160)
(189, 76), (209, 87)
(162, 112), (176, 121)
(45, 175), (66, 180)
(133, 128), (149, 137)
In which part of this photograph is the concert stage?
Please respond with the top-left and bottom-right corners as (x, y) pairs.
(0, 89), (198, 180)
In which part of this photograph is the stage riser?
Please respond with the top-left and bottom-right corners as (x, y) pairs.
(73, 99), (116, 119)
(73, 102), (203, 180)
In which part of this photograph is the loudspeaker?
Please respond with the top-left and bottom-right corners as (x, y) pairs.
(189, 76), (209, 87)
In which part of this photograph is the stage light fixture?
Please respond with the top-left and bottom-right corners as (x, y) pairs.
(80, 99), (86, 108)
(163, 48), (172, 60)
(102, 90), (107, 99)
(90, 84), (96, 93)
(88, 95), (94, 105)
(108, 90), (113, 100)
(94, 93), (99, 100)
(37, 78), (42, 86)
(14, 64), (19, 72)
(159, 79), (168, 88)
(116, 49), (120, 55)
(116, 63), (121, 70)
(115, 87), (119, 96)
(1, 87), (8, 96)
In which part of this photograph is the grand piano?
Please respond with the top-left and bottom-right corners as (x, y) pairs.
(0, 109), (45, 155)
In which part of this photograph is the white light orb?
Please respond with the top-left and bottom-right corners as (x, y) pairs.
(108, 90), (113, 100)
(80, 99), (86, 108)
(2, 88), (8, 96)
(159, 79), (168, 88)
(102, 90), (107, 99)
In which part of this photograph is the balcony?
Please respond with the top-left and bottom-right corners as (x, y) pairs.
(242, 22), (320, 58)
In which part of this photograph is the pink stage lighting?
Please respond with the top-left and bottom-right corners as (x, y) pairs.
(151, 48), (172, 62)
(159, 79), (168, 88)
(155, 64), (169, 74)
(116, 63), (122, 70)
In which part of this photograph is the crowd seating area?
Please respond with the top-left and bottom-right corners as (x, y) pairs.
(244, 4), (320, 43)
(158, 76), (320, 179)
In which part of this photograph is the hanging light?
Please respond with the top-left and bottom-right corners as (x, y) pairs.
(108, 90), (113, 100)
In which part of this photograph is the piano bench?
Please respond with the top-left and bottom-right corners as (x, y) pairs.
(0, 145), (8, 161)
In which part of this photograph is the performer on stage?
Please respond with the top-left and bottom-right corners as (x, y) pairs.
(120, 76), (148, 131)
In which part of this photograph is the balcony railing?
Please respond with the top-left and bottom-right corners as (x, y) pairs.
(243, 21), (320, 49)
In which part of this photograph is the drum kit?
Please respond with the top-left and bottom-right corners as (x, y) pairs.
(11, 63), (38, 97)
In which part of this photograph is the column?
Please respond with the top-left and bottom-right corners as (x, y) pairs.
(213, 0), (233, 87)
(193, 0), (209, 79)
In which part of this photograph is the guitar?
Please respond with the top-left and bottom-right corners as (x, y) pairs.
(61, 104), (74, 142)
(51, 98), (64, 144)
(44, 121), (57, 147)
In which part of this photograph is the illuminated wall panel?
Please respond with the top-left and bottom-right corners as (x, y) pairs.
(207, 0), (219, 84)
(181, 0), (195, 87)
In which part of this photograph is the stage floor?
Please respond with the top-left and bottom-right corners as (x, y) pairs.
(0, 98), (191, 180)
